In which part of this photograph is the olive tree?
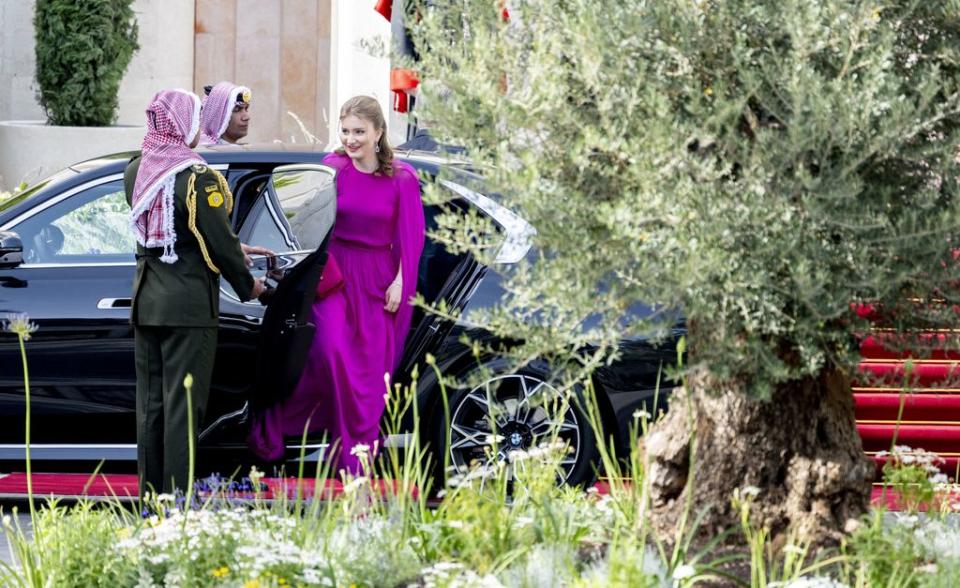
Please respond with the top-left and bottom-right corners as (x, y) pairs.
(407, 0), (960, 545)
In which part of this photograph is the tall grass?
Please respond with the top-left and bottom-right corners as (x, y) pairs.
(1, 328), (959, 586)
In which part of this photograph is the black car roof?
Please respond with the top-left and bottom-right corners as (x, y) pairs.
(0, 144), (477, 225)
(70, 143), (454, 175)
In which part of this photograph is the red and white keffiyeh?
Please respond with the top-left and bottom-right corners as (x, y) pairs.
(129, 89), (203, 263)
(200, 82), (250, 145)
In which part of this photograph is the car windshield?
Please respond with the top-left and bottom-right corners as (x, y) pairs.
(0, 167), (79, 214)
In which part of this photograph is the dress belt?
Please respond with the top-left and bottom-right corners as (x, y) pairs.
(332, 235), (392, 251)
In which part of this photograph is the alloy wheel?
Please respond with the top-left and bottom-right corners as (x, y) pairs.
(447, 373), (583, 483)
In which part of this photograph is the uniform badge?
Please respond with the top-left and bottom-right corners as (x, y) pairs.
(192, 163), (207, 173)
(207, 192), (224, 208)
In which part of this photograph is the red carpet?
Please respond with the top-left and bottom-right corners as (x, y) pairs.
(0, 473), (933, 511)
(0, 473), (418, 501)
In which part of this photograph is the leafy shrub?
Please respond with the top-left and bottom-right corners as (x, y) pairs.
(33, 0), (139, 126)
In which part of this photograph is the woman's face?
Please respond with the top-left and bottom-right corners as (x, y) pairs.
(339, 114), (381, 162)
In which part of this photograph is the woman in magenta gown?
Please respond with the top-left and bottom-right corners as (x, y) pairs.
(249, 96), (425, 474)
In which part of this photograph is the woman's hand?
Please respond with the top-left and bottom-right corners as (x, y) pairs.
(385, 278), (402, 313)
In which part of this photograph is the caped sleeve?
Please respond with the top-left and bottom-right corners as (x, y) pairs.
(391, 163), (426, 363)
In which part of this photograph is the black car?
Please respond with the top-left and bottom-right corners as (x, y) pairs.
(0, 145), (674, 486)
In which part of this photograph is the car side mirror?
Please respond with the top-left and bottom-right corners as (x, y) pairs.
(0, 231), (23, 268)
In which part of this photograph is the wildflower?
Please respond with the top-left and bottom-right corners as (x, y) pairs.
(243, 581), (261, 588)
(249, 465), (264, 489)
(211, 566), (230, 578)
(632, 409), (651, 420)
(672, 563), (696, 580)
(350, 443), (370, 458)
(156, 493), (176, 503)
(4, 314), (37, 341)
(343, 476), (368, 494)
(183, 373), (194, 390)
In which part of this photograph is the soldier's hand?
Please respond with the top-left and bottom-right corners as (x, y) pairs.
(241, 243), (276, 268)
(250, 277), (267, 300)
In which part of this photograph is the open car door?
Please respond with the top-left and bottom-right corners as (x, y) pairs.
(236, 164), (337, 411)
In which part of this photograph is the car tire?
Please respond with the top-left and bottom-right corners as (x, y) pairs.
(429, 360), (598, 488)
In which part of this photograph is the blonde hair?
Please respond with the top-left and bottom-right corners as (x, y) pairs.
(336, 96), (394, 177)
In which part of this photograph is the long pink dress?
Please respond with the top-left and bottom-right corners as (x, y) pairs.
(249, 153), (425, 473)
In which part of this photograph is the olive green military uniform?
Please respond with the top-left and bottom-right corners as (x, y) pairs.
(124, 157), (254, 496)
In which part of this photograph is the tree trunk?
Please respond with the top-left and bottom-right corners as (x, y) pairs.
(644, 362), (874, 548)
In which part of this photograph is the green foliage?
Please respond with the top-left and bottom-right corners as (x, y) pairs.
(880, 446), (947, 512)
(408, 0), (960, 395)
(33, 0), (139, 126)
(7, 370), (960, 585)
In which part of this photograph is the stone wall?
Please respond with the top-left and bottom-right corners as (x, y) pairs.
(0, 0), (196, 126)
(0, 0), (395, 187)
(194, 0), (392, 147)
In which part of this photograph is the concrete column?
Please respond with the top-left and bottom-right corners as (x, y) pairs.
(117, 0), (197, 125)
(328, 0), (392, 147)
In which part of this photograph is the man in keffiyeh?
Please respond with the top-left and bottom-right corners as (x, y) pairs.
(200, 82), (252, 145)
(124, 88), (265, 496)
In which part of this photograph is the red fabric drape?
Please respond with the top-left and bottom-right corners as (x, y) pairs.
(375, 0), (392, 21)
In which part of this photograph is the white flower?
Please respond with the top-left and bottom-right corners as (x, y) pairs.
(3, 314), (38, 340)
(343, 476), (368, 494)
(350, 443), (370, 457)
(672, 563), (695, 580)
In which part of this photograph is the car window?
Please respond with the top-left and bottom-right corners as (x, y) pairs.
(12, 177), (134, 265)
(241, 166), (336, 254)
(224, 165), (336, 304)
(0, 167), (78, 214)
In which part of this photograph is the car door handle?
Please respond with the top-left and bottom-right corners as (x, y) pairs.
(97, 298), (132, 309)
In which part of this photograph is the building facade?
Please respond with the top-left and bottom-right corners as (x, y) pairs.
(0, 0), (394, 151)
